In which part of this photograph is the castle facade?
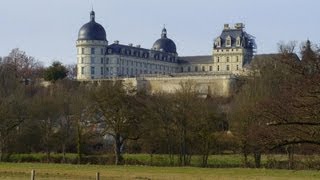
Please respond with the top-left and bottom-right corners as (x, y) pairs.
(76, 11), (256, 96)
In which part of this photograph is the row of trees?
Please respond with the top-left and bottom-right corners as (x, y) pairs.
(230, 40), (320, 168)
(1, 42), (320, 168)
(0, 49), (230, 166)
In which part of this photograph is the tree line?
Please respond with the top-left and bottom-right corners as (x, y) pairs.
(1, 42), (320, 169)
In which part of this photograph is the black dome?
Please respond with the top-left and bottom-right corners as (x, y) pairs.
(152, 28), (177, 54)
(78, 11), (106, 41)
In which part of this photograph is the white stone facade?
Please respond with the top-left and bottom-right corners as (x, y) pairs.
(76, 12), (256, 96)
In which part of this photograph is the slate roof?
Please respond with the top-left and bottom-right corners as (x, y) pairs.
(78, 11), (107, 41)
(215, 27), (256, 50)
(107, 43), (178, 63)
(178, 55), (213, 64)
(152, 28), (177, 54)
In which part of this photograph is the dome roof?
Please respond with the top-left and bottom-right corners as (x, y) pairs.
(152, 28), (177, 54)
(78, 11), (106, 41)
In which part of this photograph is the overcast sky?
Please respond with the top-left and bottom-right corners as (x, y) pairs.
(0, 0), (318, 66)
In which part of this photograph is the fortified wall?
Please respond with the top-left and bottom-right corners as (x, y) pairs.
(123, 74), (235, 97)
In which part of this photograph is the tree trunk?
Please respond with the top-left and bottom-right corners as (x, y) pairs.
(45, 117), (51, 163)
(114, 134), (123, 165)
(76, 121), (82, 164)
(254, 151), (261, 168)
(242, 143), (249, 167)
(201, 141), (210, 167)
(286, 145), (294, 169)
(0, 137), (4, 162)
(62, 143), (66, 163)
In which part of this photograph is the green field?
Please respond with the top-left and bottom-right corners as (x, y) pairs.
(0, 162), (320, 180)
(7, 153), (319, 168)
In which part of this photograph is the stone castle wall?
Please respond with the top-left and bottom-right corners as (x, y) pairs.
(122, 74), (235, 97)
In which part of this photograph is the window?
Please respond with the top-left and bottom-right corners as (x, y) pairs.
(195, 66), (198, 72)
(181, 67), (183, 72)
(91, 57), (95, 64)
(81, 57), (84, 64)
(236, 56), (239, 62)
(106, 58), (109, 64)
(91, 67), (95, 75)
(101, 48), (104, 55)
(209, 66), (212, 71)
(236, 37), (241, 46)
(81, 48), (84, 54)
(226, 65), (230, 71)
(227, 57), (229, 62)
(226, 36), (231, 47)
(216, 38), (221, 47)
(217, 65), (220, 71)
(91, 48), (95, 54)
(81, 67), (84, 74)
(101, 58), (104, 64)
(217, 57), (220, 63)
(236, 65), (239, 70)
(188, 66), (191, 72)
(202, 66), (205, 71)
(101, 67), (103, 75)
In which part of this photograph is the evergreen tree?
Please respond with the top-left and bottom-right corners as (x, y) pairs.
(44, 61), (68, 82)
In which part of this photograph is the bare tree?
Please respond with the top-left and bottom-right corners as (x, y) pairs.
(3, 48), (43, 80)
(91, 81), (145, 165)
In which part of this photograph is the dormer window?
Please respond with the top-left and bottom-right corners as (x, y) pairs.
(236, 36), (241, 47)
(215, 37), (221, 47)
(226, 36), (231, 47)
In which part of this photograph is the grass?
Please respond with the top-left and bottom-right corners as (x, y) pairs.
(0, 162), (320, 180)
(7, 153), (320, 169)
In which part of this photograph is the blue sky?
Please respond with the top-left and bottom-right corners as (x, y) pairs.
(0, 0), (318, 66)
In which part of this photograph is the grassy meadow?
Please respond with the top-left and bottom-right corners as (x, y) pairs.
(0, 162), (320, 180)
(7, 153), (320, 169)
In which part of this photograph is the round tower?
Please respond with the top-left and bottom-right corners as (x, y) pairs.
(76, 10), (108, 80)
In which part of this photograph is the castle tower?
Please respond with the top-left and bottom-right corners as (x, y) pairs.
(76, 11), (108, 80)
(213, 23), (256, 73)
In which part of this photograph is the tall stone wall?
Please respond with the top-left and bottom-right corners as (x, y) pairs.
(123, 74), (235, 97)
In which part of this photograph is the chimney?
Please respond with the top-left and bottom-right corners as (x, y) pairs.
(128, 43), (133, 47)
(224, 24), (230, 30)
(235, 23), (245, 29)
(114, 40), (119, 44)
(136, 45), (141, 48)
